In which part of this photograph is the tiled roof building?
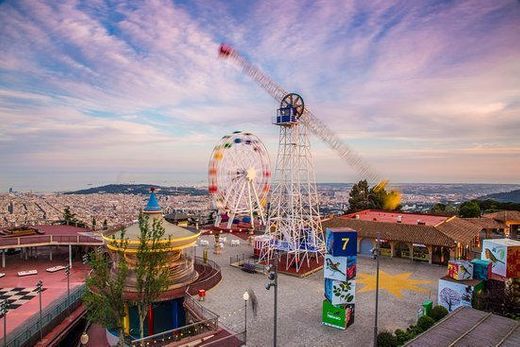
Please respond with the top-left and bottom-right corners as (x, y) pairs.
(322, 210), (483, 264)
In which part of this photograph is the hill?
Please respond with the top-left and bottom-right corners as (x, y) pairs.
(65, 184), (207, 196)
(480, 189), (520, 203)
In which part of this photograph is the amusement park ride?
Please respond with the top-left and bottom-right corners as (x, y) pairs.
(214, 43), (401, 272)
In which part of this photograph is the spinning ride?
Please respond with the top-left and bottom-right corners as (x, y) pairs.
(219, 43), (401, 272)
(208, 131), (271, 229)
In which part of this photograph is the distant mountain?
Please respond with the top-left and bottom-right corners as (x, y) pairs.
(65, 184), (207, 196)
(480, 189), (520, 203)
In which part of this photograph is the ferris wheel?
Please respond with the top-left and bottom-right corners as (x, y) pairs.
(208, 131), (271, 229)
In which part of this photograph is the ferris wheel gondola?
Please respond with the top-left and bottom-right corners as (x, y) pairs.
(208, 131), (271, 229)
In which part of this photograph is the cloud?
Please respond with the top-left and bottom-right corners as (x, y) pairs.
(0, 0), (519, 190)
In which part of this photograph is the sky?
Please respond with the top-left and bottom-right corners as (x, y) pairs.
(0, 0), (519, 192)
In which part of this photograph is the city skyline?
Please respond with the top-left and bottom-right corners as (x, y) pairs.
(1, 0), (519, 191)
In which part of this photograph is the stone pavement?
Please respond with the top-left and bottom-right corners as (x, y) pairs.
(196, 234), (446, 347)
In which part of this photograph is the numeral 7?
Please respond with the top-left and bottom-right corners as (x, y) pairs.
(342, 237), (349, 250)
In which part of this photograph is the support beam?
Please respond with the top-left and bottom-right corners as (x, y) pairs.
(68, 244), (72, 269)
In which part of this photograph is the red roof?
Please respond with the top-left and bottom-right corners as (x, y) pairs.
(35, 225), (92, 236)
(342, 209), (448, 226)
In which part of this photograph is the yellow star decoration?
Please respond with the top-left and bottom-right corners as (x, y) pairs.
(357, 271), (431, 299)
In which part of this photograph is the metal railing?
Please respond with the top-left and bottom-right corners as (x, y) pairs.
(1, 285), (85, 347)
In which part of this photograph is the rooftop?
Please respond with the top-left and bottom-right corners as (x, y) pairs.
(405, 307), (520, 346)
(342, 209), (448, 226)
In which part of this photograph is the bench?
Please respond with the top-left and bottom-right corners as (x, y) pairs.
(46, 265), (66, 273)
(18, 270), (38, 277)
(241, 263), (256, 273)
(231, 239), (240, 246)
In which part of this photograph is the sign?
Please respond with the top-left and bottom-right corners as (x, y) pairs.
(324, 278), (356, 305)
(325, 229), (357, 257)
(322, 299), (346, 329)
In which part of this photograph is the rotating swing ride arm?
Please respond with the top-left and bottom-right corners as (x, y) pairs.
(219, 43), (400, 209)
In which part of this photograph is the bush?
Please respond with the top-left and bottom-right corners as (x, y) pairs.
(394, 329), (412, 345)
(417, 315), (435, 331)
(377, 331), (398, 347)
(428, 305), (449, 322)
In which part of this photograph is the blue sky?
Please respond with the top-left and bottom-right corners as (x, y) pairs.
(0, 0), (519, 191)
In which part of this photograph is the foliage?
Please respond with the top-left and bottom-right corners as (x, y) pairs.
(61, 206), (86, 227)
(83, 230), (128, 346)
(458, 200), (481, 218)
(348, 180), (398, 213)
(394, 329), (413, 345)
(377, 331), (398, 347)
(134, 213), (172, 341)
(477, 199), (520, 212)
(473, 280), (520, 320)
(428, 305), (449, 322)
(429, 203), (457, 216)
(417, 315), (435, 331)
(332, 281), (354, 303)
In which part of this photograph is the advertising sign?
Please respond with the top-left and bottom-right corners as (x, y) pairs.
(325, 228), (357, 257)
(322, 299), (346, 329)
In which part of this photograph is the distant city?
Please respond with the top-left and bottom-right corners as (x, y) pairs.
(2, 183), (519, 229)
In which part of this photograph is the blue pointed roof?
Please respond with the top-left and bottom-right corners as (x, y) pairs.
(144, 191), (161, 212)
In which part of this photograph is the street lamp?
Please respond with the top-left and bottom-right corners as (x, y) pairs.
(372, 233), (381, 347)
(1, 300), (8, 347)
(243, 291), (249, 343)
(265, 251), (278, 347)
(36, 280), (43, 340)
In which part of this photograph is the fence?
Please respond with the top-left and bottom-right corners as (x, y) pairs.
(0, 285), (85, 347)
(0, 234), (103, 249)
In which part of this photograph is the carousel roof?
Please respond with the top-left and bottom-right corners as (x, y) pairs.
(103, 189), (199, 251)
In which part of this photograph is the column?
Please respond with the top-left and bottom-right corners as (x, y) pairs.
(409, 244), (414, 262)
(148, 305), (154, 336)
(69, 245), (72, 269)
(2, 250), (5, 268)
(49, 247), (53, 261)
(427, 245), (433, 264)
(389, 241), (395, 258)
(123, 304), (130, 335)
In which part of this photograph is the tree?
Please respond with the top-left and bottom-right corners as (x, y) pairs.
(348, 180), (397, 213)
(134, 213), (172, 342)
(83, 230), (129, 346)
(459, 200), (481, 218)
(348, 180), (371, 213)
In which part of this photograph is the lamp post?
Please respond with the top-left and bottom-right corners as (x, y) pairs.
(265, 251), (278, 347)
(1, 300), (8, 347)
(36, 280), (43, 340)
(372, 233), (381, 347)
(243, 291), (249, 343)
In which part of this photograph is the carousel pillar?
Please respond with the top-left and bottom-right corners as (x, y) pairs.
(123, 303), (130, 335)
(148, 305), (154, 336)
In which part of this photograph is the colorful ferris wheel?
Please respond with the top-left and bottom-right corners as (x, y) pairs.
(208, 131), (271, 229)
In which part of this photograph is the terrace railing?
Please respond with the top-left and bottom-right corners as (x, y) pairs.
(0, 234), (103, 249)
(0, 284), (86, 347)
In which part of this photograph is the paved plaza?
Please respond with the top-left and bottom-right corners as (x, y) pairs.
(197, 234), (446, 347)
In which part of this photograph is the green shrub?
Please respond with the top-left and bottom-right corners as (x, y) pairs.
(428, 305), (449, 322)
(394, 329), (412, 345)
(377, 331), (398, 347)
(417, 315), (435, 331)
